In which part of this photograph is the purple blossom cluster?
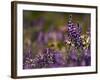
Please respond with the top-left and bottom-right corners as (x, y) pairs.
(23, 48), (65, 69)
(67, 15), (83, 49)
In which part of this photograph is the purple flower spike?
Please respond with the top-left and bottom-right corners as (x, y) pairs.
(67, 15), (83, 49)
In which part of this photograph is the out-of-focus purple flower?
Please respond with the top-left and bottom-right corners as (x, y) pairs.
(37, 18), (45, 27)
(43, 48), (65, 67)
(56, 31), (64, 41)
(33, 54), (46, 68)
(68, 48), (78, 61)
(83, 49), (91, 66)
(67, 48), (78, 67)
(31, 18), (45, 27)
(37, 32), (49, 44)
(78, 48), (91, 66)
(53, 51), (66, 67)
(37, 32), (44, 43)
(31, 48), (66, 68)
(23, 47), (34, 69)
(80, 60), (86, 66)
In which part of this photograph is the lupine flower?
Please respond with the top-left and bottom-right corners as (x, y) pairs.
(67, 15), (83, 49)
